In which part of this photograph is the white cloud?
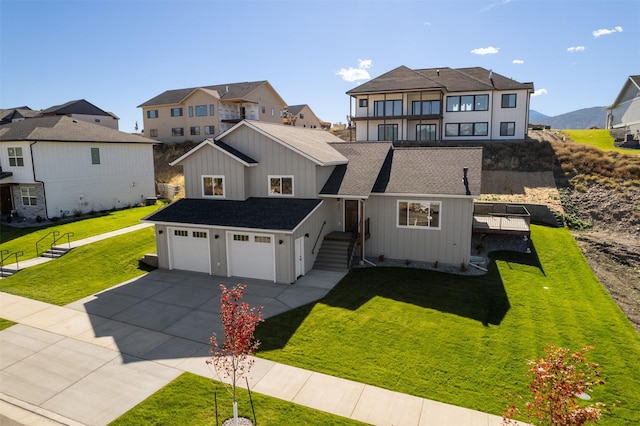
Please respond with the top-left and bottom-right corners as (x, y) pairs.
(593, 26), (623, 37)
(567, 46), (585, 53)
(512, 59), (524, 64)
(471, 46), (499, 55)
(532, 88), (548, 97)
(479, 0), (511, 13)
(337, 59), (372, 82)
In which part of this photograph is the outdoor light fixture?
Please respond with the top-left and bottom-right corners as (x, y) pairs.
(279, 239), (283, 245)
(214, 234), (219, 239)
(305, 233), (309, 238)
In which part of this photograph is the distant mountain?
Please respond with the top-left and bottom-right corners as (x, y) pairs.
(529, 107), (606, 129)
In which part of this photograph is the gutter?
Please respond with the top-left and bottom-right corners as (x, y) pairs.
(30, 141), (50, 220)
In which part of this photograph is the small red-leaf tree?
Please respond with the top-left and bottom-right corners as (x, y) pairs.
(206, 284), (263, 426)
(503, 344), (611, 425)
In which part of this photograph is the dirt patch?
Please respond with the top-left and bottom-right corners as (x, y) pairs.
(479, 171), (562, 212)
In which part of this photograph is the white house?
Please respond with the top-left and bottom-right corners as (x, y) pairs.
(606, 75), (640, 138)
(0, 116), (155, 220)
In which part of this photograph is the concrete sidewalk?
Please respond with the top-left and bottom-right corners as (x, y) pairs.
(0, 268), (514, 426)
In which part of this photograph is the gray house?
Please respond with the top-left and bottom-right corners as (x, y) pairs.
(606, 75), (640, 138)
(143, 120), (482, 284)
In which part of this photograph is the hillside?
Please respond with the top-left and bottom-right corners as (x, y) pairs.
(530, 106), (606, 129)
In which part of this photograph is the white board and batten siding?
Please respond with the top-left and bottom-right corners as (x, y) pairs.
(221, 125), (320, 199)
(31, 141), (154, 218)
(365, 196), (474, 265)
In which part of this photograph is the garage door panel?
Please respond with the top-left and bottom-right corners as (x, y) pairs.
(169, 228), (210, 274)
(227, 232), (275, 281)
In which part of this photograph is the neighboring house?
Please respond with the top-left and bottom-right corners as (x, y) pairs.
(40, 99), (120, 130)
(138, 81), (288, 143)
(282, 104), (323, 129)
(0, 116), (155, 220)
(143, 120), (482, 284)
(0, 107), (41, 125)
(347, 65), (534, 142)
(606, 75), (640, 138)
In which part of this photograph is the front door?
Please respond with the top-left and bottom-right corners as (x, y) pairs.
(0, 186), (12, 215)
(345, 200), (358, 233)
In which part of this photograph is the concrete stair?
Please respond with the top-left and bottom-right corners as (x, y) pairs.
(314, 234), (355, 272)
(40, 246), (73, 259)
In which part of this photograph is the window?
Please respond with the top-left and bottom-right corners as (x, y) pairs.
(170, 107), (183, 117)
(204, 125), (215, 135)
(373, 100), (402, 116)
(195, 105), (207, 116)
(359, 99), (368, 108)
(172, 127), (184, 137)
(416, 124), (437, 141)
(502, 94), (517, 108)
(445, 122), (488, 137)
(190, 126), (200, 136)
(20, 187), (37, 206)
(95, 119), (100, 123)
(397, 201), (440, 229)
(269, 175), (293, 196)
(261, 106), (266, 114)
(300, 113), (304, 119)
(500, 122), (516, 136)
(271, 108), (275, 116)
(412, 100), (441, 115)
(233, 234), (249, 242)
(174, 230), (188, 237)
(150, 129), (158, 137)
(446, 95), (488, 112)
(7, 147), (24, 167)
(210, 104), (215, 116)
(91, 147), (100, 165)
(188, 106), (193, 117)
(202, 175), (225, 197)
(378, 124), (398, 141)
(193, 231), (207, 238)
(255, 236), (271, 243)
(147, 110), (158, 119)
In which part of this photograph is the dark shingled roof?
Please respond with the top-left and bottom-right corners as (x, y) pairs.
(143, 197), (322, 231)
(373, 147), (482, 196)
(320, 142), (392, 197)
(0, 116), (155, 144)
(138, 81), (270, 107)
(347, 65), (533, 95)
(40, 99), (112, 117)
(214, 140), (258, 164)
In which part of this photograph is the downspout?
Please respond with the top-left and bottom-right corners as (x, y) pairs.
(29, 141), (50, 220)
(360, 199), (377, 266)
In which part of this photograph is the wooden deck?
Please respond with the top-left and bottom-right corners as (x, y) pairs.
(472, 215), (530, 235)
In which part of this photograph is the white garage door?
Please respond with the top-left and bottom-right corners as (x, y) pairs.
(227, 231), (275, 281)
(168, 227), (210, 274)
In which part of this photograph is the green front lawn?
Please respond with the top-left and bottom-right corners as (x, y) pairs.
(564, 129), (638, 154)
(255, 225), (640, 425)
(0, 204), (160, 261)
(0, 227), (156, 305)
(110, 372), (364, 426)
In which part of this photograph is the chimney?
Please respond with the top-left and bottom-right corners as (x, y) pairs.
(436, 69), (440, 76)
(463, 167), (471, 195)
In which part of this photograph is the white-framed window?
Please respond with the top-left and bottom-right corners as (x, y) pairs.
(149, 129), (158, 137)
(91, 147), (100, 165)
(445, 122), (488, 137)
(20, 186), (37, 206)
(210, 104), (215, 116)
(190, 126), (200, 136)
(204, 125), (215, 135)
(271, 108), (275, 116)
(255, 236), (271, 243)
(202, 175), (225, 197)
(7, 147), (24, 167)
(359, 99), (368, 108)
(174, 229), (188, 237)
(172, 127), (184, 137)
(416, 124), (437, 141)
(397, 200), (441, 229)
(233, 234), (249, 242)
(188, 106), (194, 117)
(378, 124), (398, 141)
(268, 175), (293, 196)
(193, 231), (207, 238)
(195, 105), (207, 116)
(446, 95), (488, 112)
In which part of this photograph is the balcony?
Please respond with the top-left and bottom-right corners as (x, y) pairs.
(351, 113), (441, 122)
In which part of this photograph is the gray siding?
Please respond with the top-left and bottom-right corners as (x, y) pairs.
(221, 126), (319, 198)
(181, 144), (246, 200)
(364, 195), (474, 265)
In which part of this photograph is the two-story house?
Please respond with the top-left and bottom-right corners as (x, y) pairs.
(143, 120), (482, 284)
(138, 81), (288, 143)
(282, 104), (324, 129)
(0, 116), (155, 220)
(39, 99), (120, 130)
(606, 75), (640, 138)
(347, 66), (534, 142)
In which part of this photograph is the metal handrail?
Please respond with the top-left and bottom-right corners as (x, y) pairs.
(53, 232), (74, 249)
(311, 221), (326, 255)
(0, 250), (23, 275)
(36, 231), (59, 257)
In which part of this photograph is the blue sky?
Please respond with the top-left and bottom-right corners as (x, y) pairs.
(1, 0), (638, 133)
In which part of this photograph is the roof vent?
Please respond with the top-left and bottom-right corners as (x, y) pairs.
(72, 119), (78, 123)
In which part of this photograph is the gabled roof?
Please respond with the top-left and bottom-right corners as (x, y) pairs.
(143, 197), (322, 233)
(320, 142), (392, 198)
(0, 116), (155, 144)
(0, 107), (40, 124)
(170, 138), (258, 167)
(219, 120), (348, 166)
(347, 65), (533, 95)
(40, 99), (114, 117)
(285, 104), (307, 115)
(372, 147), (482, 196)
(138, 81), (286, 108)
(606, 75), (640, 109)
